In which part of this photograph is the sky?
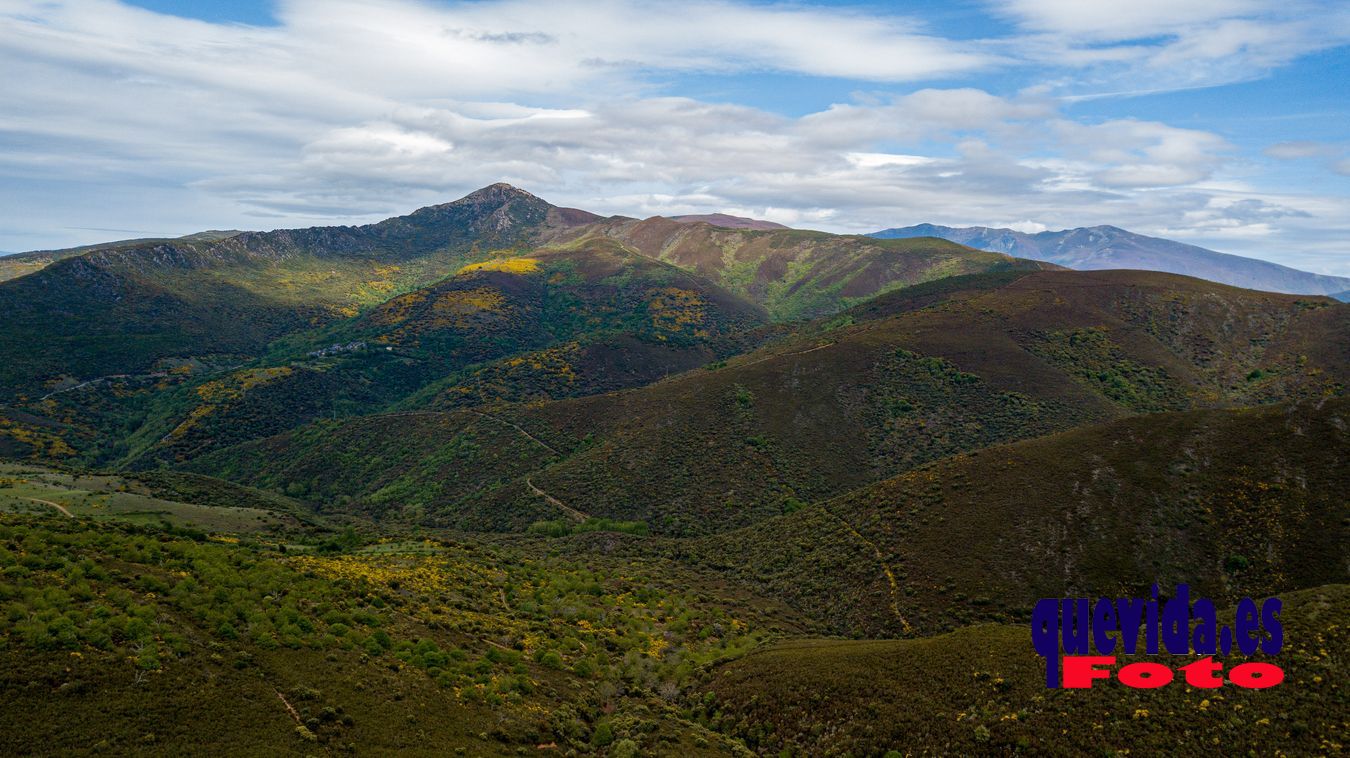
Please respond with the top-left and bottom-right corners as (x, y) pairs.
(2, 1), (1349, 276)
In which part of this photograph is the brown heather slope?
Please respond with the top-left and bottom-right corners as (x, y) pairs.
(549, 216), (1056, 319)
(667, 213), (789, 230)
(457, 270), (1346, 533)
(188, 270), (1347, 537)
(690, 397), (1349, 638)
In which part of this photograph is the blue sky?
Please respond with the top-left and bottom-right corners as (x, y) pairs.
(3, 0), (1349, 275)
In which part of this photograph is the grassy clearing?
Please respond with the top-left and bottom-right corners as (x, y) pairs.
(0, 463), (297, 533)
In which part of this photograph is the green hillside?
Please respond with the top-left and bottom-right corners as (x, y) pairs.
(557, 216), (1056, 319)
(2, 185), (1346, 756)
(1, 488), (1340, 755)
(189, 269), (1347, 535)
(691, 398), (1349, 637)
(0, 231), (243, 284)
(0, 187), (1048, 470)
(0, 462), (314, 534)
(111, 239), (767, 467)
(0, 185), (597, 403)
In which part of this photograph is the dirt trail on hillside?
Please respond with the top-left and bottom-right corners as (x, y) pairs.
(820, 504), (912, 634)
(526, 478), (589, 522)
(24, 497), (73, 518)
(468, 411), (560, 455)
(734, 341), (834, 370)
(380, 409), (561, 455)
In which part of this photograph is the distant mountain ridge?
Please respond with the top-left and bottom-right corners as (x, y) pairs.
(870, 223), (1350, 296)
(0, 230), (242, 283)
(668, 213), (788, 230)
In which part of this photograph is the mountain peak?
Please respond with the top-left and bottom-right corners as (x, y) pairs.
(454, 182), (540, 205)
(398, 182), (550, 226)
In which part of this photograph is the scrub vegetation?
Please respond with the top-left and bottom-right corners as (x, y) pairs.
(0, 185), (1345, 754)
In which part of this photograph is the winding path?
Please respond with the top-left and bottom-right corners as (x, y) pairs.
(733, 341), (835, 370)
(526, 478), (589, 523)
(466, 410), (560, 455)
(378, 409), (560, 455)
(24, 497), (73, 518)
(820, 503), (912, 634)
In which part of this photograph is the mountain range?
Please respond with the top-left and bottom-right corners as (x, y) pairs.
(0, 184), (1345, 755)
(870, 222), (1350, 297)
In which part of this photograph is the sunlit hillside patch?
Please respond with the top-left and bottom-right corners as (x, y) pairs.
(430, 287), (508, 321)
(369, 285), (509, 336)
(367, 288), (431, 327)
(647, 287), (711, 337)
(159, 367), (299, 445)
(195, 367), (295, 404)
(0, 417), (77, 459)
(458, 257), (541, 275)
(359, 263), (403, 299)
(373, 288), (512, 347)
(438, 343), (582, 405)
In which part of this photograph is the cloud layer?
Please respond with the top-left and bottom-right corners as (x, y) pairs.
(1, 0), (1348, 274)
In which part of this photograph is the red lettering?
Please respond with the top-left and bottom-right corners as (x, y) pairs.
(1051, 656), (1284, 689)
(1229, 662), (1284, 689)
(1062, 656), (1115, 688)
(1180, 657), (1225, 688)
(1118, 661), (1174, 688)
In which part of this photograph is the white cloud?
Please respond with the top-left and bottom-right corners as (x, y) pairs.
(992, 0), (1350, 94)
(274, 0), (997, 92)
(846, 153), (937, 169)
(1051, 119), (1232, 188)
(0, 0), (1347, 275)
(1007, 220), (1048, 234)
(994, 0), (1272, 39)
(1262, 141), (1350, 180)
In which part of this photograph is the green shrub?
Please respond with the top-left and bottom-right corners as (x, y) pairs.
(592, 722), (614, 747)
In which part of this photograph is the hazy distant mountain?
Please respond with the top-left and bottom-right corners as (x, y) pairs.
(668, 213), (788, 230)
(0, 230), (242, 283)
(870, 223), (1350, 296)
